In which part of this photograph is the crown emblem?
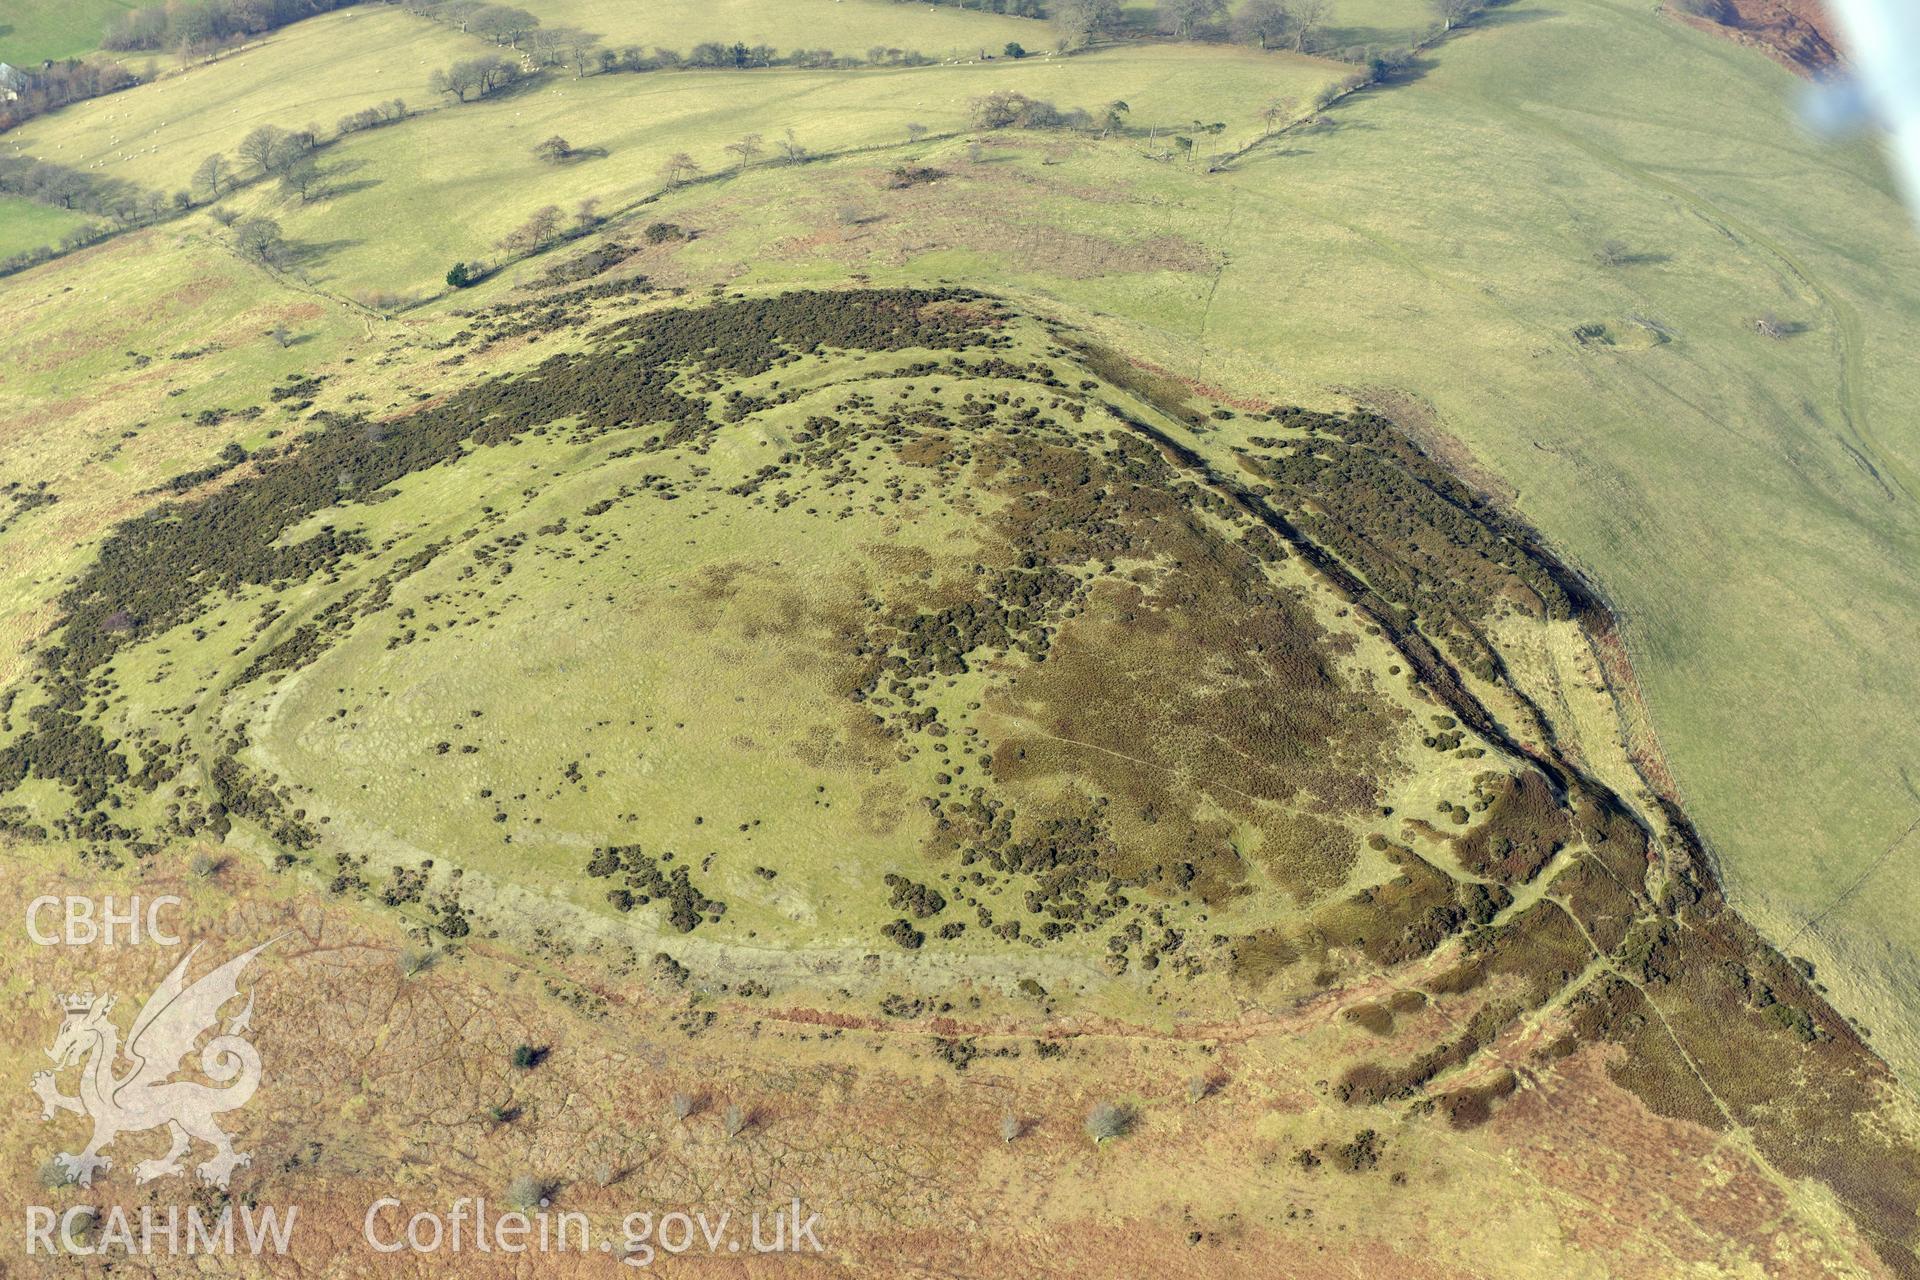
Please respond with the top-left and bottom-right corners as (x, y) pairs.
(57, 993), (99, 1013)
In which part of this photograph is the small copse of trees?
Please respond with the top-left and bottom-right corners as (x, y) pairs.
(235, 124), (316, 177)
(337, 99), (407, 138)
(429, 55), (525, 103)
(968, 90), (1083, 131)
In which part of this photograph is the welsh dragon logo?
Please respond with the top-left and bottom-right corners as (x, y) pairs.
(30, 940), (274, 1189)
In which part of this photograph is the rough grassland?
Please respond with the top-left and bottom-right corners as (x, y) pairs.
(4, 275), (1918, 1272)
(1199, 0), (1920, 1074)
(7, 290), (1489, 976)
(0, 856), (1899, 1280)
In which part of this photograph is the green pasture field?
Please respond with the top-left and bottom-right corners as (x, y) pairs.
(1104, 0), (1437, 46)
(1, 8), (479, 190)
(0, 0), (136, 64)
(1309, 0), (1440, 48)
(517, 0), (1050, 59)
(208, 40), (1338, 298)
(0, 195), (90, 257)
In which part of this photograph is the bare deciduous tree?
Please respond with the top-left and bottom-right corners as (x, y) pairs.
(1160, 0), (1226, 38)
(1234, 0), (1294, 49)
(235, 125), (287, 175)
(467, 4), (539, 48)
(568, 31), (600, 77)
(1283, 0), (1332, 51)
(279, 159), (323, 203)
(431, 55), (522, 103)
(232, 215), (287, 265)
(191, 152), (229, 200)
(1053, 0), (1124, 47)
(1259, 95), (1298, 134)
(497, 205), (562, 254)
(724, 132), (764, 170)
(1430, 0), (1484, 29)
(660, 151), (701, 187)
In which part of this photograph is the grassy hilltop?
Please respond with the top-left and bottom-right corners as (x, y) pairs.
(2, 0), (1920, 1274)
(7, 265), (1920, 1273)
